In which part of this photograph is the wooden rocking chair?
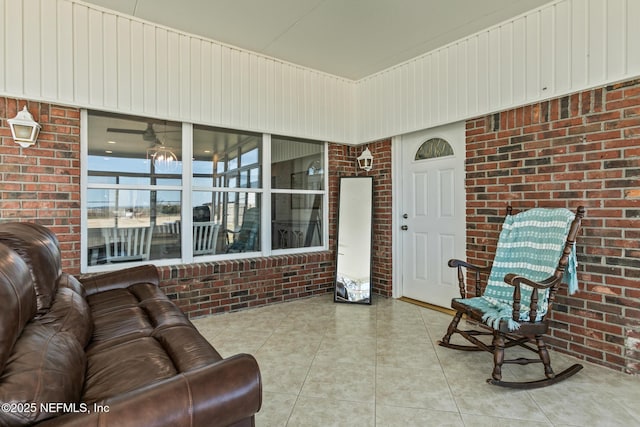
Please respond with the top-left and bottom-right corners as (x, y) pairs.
(439, 206), (585, 389)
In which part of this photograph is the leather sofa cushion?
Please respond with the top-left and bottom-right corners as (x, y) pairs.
(86, 288), (140, 317)
(82, 282), (223, 404)
(139, 297), (193, 329)
(85, 282), (167, 316)
(89, 305), (154, 350)
(36, 287), (93, 348)
(0, 244), (36, 372)
(0, 324), (85, 426)
(83, 337), (177, 404)
(153, 325), (223, 371)
(85, 283), (196, 352)
(0, 223), (62, 313)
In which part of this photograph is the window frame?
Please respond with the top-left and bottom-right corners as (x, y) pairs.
(81, 111), (329, 273)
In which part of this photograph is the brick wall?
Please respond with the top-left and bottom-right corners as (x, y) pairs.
(2, 82), (638, 374)
(157, 253), (335, 316)
(359, 140), (393, 297)
(159, 143), (354, 317)
(0, 97), (81, 273)
(330, 139), (393, 297)
(161, 139), (393, 316)
(1, 102), (391, 316)
(465, 78), (640, 374)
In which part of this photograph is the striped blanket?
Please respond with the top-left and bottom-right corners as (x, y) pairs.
(455, 208), (578, 330)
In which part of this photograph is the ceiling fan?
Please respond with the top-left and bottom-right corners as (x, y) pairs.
(107, 122), (178, 145)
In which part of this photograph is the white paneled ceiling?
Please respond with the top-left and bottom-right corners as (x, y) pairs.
(81, 0), (552, 80)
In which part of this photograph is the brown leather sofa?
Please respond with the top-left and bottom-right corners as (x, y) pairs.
(0, 222), (262, 427)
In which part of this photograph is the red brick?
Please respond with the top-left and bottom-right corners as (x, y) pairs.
(465, 78), (640, 374)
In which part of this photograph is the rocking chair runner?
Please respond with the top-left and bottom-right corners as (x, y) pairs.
(439, 205), (585, 389)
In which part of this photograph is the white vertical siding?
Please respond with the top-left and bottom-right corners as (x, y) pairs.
(356, 0), (640, 143)
(465, 36), (478, 117)
(607, 0), (627, 81)
(88, 8), (103, 106)
(539, 6), (554, 95)
(476, 32), (490, 114)
(0, 0), (5, 93)
(570, 1), (588, 89)
(23, 0), (41, 97)
(511, 17), (527, 106)
(0, 0), (355, 144)
(129, 19), (145, 111)
(554, 1), (570, 94)
(116, 17), (131, 111)
(58, 0), (74, 102)
(5, 0), (24, 94)
(1, 0), (639, 145)
(629, 0), (640, 73)
(40, 0), (58, 100)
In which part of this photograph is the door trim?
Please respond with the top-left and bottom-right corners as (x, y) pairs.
(391, 135), (403, 299)
(391, 123), (466, 301)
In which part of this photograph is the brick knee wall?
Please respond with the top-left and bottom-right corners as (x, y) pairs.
(157, 253), (335, 316)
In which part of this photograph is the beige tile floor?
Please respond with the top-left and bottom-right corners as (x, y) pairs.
(192, 295), (640, 426)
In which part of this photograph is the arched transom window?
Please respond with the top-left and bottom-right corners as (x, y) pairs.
(414, 137), (454, 160)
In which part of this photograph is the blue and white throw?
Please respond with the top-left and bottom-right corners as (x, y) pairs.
(455, 208), (578, 331)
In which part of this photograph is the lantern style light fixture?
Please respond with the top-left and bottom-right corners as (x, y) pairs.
(357, 146), (374, 171)
(8, 106), (41, 147)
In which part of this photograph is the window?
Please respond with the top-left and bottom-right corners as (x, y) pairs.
(192, 127), (262, 256)
(415, 137), (454, 160)
(86, 111), (183, 266)
(83, 111), (327, 271)
(271, 136), (324, 250)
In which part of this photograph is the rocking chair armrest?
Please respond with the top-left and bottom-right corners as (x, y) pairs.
(503, 274), (562, 322)
(448, 259), (492, 298)
(503, 273), (559, 290)
(448, 259), (491, 273)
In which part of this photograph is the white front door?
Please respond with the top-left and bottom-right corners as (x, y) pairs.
(400, 122), (465, 308)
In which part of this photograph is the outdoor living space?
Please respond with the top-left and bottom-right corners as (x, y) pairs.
(192, 295), (640, 426)
(2, 1), (640, 425)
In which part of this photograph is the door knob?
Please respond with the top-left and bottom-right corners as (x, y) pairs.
(401, 225), (408, 231)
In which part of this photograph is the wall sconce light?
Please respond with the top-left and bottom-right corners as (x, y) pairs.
(357, 146), (374, 171)
(8, 106), (41, 148)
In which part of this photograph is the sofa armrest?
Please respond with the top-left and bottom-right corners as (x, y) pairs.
(37, 353), (262, 427)
(80, 265), (159, 296)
